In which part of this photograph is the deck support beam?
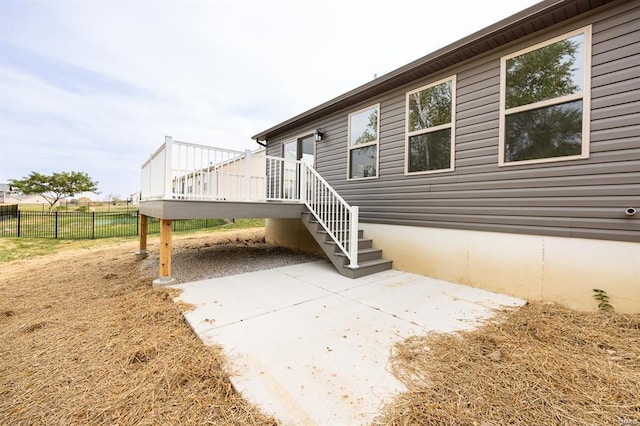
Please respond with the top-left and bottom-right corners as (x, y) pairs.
(152, 219), (176, 287)
(135, 214), (149, 260)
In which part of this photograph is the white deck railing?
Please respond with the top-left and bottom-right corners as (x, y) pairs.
(141, 136), (358, 267)
(141, 136), (301, 202)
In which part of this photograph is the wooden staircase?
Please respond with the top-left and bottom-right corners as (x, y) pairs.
(301, 209), (393, 279)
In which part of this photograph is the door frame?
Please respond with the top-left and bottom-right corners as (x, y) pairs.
(280, 130), (316, 167)
(280, 130), (316, 199)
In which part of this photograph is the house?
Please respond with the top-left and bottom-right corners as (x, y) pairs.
(0, 192), (53, 206)
(0, 184), (12, 204)
(129, 192), (141, 205)
(140, 0), (639, 313)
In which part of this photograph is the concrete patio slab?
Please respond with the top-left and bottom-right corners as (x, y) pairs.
(170, 260), (525, 425)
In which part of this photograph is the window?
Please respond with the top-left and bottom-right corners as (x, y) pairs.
(405, 76), (456, 174)
(499, 26), (591, 165)
(348, 104), (379, 179)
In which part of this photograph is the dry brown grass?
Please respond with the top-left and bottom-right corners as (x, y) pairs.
(2, 229), (639, 425)
(376, 302), (640, 426)
(0, 230), (277, 425)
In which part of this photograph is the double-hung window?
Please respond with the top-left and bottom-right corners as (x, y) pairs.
(405, 76), (456, 174)
(348, 104), (379, 179)
(499, 26), (591, 165)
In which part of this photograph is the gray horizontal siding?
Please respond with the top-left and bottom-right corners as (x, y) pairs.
(266, 1), (640, 243)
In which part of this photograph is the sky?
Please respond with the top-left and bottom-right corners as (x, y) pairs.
(0, 0), (540, 200)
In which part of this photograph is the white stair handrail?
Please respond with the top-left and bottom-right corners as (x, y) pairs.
(300, 162), (359, 268)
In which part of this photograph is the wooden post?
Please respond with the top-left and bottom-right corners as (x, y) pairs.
(159, 219), (172, 278)
(135, 213), (149, 259)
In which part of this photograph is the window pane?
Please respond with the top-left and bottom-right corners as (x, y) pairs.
(349, 145), (377, 178)
(282, 140), (297, 198)
(300, 135), (314, 166)
(505, 100), (582, 162)
(408, 129), (451, 172)
(350, 107), (378, 146)
(408, 81), (452, 132)
(283, 140), (296, 161)
(506, 33), (584, 109)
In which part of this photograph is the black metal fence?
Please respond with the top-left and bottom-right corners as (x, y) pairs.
(0, 210), (226, 239)
(0, 205), (18, 217)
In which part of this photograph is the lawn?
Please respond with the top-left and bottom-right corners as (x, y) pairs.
(0, 218), (265, 261)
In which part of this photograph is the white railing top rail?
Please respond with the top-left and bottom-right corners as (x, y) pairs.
(172, 139), (246, 155)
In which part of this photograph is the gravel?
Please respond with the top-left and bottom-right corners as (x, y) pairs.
(140, 228), (324, 283)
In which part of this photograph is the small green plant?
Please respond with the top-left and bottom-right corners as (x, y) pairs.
(593, 289), (613, 311)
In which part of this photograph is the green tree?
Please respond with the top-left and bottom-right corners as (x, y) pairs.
(505, 39), (580, 108)
(408, 81), (451, 131)
(354, 110), (378, 145)
(407, 80), (452, 172)
(504, 35), (584, 162)
(9, 171), (99, 211)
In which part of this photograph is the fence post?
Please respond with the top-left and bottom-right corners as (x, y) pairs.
(55, 211), (59, 239)
(92, 211), (95, 239)
(17, 210), (21, 237)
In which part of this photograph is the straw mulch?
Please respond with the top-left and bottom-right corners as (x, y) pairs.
(2, 228), (639, 425)
(376, 302), (640, 426)
(0, 230), (277, 425)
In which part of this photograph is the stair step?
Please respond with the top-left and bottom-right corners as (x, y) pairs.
(301, 207), (393, 279)
(345, 258), (393, 279)
(317, 229), (364, 239)
(358, 239), (373, 250)
(324, 238), (372, 250)
(335, 247), (383, 262)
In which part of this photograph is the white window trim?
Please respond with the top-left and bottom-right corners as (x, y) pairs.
(347, 103), (380, 181)
(498, 25), (592, 167)
(404, 75), (456, 176)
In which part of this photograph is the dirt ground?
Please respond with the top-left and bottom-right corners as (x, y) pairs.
(1, 228), (639, 425)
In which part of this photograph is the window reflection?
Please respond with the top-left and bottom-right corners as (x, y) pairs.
(506, 34), (584, 109)
(406, 78), (454, 174)
(348, 105), (379, 179)
(349, 145), (377, 179)
(501, 28), (589, 164)
(350, 107), (378, 146)
(408, 129), (451, 172)
(505, 100), (582, 162)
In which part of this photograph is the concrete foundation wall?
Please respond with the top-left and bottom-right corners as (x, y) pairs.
(265, 219), (639, 313)
(265, 218), (324, 256)
(360, 223), (639, 314)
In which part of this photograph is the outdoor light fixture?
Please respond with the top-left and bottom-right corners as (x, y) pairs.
(315, 128), (324, 142)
